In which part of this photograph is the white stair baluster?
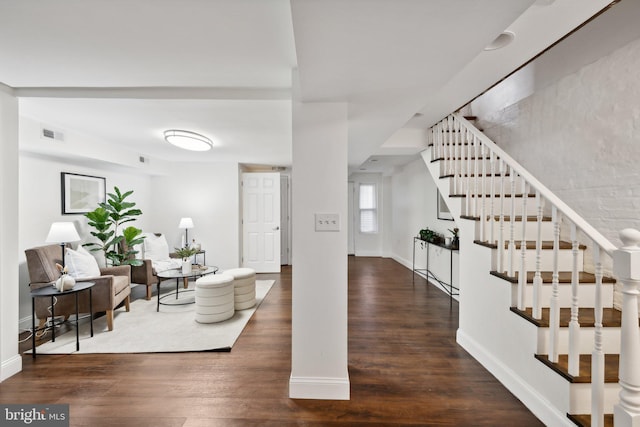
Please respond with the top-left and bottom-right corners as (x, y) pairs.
(591, 244), (604, 427)
(452, 118), (459, 194)
(497, 160), (506, 273)
(613, 229), (640, 427)
(473, 137), (480, 218)
(480, 144), (487, 242)
(489, 151), (496, 245)
(532, 191), (543, 320)
(518, 177), (528, 311)
(508, 168), (516, 277)
(568, 223), (581, 377)
(447, 117), (454, 177)
(549, 206), (561, 363)
(466, 128), (472, 216)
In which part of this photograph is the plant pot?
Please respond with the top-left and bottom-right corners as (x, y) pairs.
(181, 258), (192, 275)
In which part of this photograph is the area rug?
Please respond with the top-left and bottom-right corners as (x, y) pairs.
(29, 279), (274, 354)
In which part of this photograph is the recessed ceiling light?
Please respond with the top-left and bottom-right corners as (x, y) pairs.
(484, 31), (515, 51)
(164, 129), (213, 151)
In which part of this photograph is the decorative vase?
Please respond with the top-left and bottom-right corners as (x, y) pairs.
(445, 237), (452, 246)
(55, 274), (76, 291)
(181, 258), (192, 274)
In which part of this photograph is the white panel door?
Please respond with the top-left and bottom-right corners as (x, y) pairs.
(242, 172), (281, 272)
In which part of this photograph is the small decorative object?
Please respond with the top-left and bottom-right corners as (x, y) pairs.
(54, 263), (76, 291)
(174, 246), (199, 274)
(445, 237), (452, 246)
(449, 228), (460, 250)
(191, 239), (201, 252)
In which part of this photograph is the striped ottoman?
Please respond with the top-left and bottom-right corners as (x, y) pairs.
(194, 274), (235, 323)
(224, 268), (256, 310)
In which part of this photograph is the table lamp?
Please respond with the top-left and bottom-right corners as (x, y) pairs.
(178, 217), (194, 248)
(45, 222), (81, 266)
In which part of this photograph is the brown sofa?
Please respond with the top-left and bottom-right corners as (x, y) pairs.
(25, 244), (131, 331)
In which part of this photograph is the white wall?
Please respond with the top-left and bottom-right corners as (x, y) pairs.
(0, 86), (21, 382)
(388, 157), (459, 295)
(471, 29), (640, 249)
(149, 162), (241, 271)
(18, 153), (153, 329)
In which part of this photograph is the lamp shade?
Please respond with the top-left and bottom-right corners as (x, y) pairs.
(45, 222), (81, 243)
(178, 217), (194, 229)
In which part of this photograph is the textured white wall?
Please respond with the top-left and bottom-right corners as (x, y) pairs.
(471, 35), (640, 249)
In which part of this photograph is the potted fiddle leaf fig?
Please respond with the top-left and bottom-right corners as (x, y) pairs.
(84, 186), (145, 267)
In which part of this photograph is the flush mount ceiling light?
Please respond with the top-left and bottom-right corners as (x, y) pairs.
(164, 129), (213, 152)
(484, 31), (515, 51)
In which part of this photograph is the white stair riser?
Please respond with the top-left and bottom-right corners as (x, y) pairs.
(498, 248), (582, 273)
(520, 282), (615, 308)
(570, 383), (620, 414)
(439, 158), (493, 177)
(537, 326), (620, 355)
(463, 197), (539, 216)
(449, 176), (530, 196)
(479, 219), (554, 242)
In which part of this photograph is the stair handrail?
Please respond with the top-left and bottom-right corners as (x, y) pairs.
(453, 113), (617, 256)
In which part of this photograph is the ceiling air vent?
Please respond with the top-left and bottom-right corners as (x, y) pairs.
(41, 127), (64, 141)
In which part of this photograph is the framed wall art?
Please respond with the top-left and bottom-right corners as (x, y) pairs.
(61, 172), (106, 215)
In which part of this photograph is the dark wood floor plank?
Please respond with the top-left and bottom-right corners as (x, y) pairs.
(1, 258), (543, 426)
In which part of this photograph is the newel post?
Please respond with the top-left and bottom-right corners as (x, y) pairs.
(613, 228), (640, 427)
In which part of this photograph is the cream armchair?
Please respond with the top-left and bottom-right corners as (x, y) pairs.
(25, 244), (131, 331)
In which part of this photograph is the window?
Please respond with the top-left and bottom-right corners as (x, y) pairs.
(359, 183), (378, 233)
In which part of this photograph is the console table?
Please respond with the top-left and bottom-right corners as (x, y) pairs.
(412, 237), (459, 303)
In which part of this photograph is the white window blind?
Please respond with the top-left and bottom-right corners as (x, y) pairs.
(359, 183), (378, 233)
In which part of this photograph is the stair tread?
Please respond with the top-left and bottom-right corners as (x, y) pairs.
(567, 413), (613, 427)
(448, 193), (536, 199)
(510, 306), (622, 328)
(474, 239), (587, 250)
(534, 353), (619, 384)
(490, 270), (616, 284)
(439, 173), (508, 178)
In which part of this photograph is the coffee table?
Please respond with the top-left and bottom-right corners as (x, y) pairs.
(155, 265), (218, 311)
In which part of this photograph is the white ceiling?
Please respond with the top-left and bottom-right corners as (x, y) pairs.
(0, 0), (616, 173)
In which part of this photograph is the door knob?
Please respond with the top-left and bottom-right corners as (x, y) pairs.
(273, 226), (280, 231)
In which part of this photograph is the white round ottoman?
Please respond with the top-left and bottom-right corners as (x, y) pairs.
(194, 274), (235, 323)
(224, 268), (256, 310)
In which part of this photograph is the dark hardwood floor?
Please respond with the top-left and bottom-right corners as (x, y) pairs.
(1, 257), (543, 426)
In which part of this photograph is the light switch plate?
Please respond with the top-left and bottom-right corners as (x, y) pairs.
(315, 213), (340, 232)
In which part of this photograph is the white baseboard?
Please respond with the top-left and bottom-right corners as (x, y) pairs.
(354, 251), (381, 257)
(289, 375), (350, 400)
(456, 329), (573, 427)
(1, 354), (22, 382)
(19, 315), (33, 333)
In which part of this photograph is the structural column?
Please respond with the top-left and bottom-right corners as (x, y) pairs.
(289, 75), (349, 400)
(0, 84), (21, 382)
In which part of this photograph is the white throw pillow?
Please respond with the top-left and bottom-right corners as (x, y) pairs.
(65, 246), (101, 279)
(143, 234), (170, 261)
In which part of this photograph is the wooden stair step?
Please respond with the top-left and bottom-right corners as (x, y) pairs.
(510, 306), (623, 328)
(567, 413), (613, 427)
(534, 353), (619, 384)
(490, 270), (616, 284)
(462, 215), (552, 222)
(439, 173), (508, 178)
(475, 239), (584, 250)
(450, 193), (535, 198)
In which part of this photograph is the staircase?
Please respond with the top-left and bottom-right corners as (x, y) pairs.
(422, 113), (640, 427)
